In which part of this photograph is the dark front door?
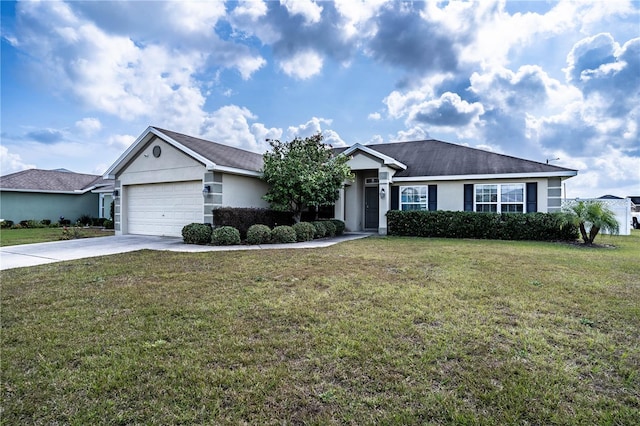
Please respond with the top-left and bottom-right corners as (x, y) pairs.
(364, 186), (379, 229)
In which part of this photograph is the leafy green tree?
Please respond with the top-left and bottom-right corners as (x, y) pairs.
(563, 200), (619, 244)
(261, 133), (353, 223)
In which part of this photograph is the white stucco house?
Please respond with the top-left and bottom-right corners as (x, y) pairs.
(104, 126), (578, 237)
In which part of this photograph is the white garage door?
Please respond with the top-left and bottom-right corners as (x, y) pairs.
(126, 181), (202, 237)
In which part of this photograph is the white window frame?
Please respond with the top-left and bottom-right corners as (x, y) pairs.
(475, 183), (525, 213)
(400, 186), (428, 211)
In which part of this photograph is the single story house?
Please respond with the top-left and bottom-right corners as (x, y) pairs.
(0, 169), (114, 224)
(104, 126), (577, 237)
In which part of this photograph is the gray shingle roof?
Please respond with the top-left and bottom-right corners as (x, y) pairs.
(153, 127), (264, 172)
(0, 169), (110, 192)
(335, 140), (576, 177)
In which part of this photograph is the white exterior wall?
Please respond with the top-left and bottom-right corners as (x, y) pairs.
(118, 138), (205, 185)
(414, 178), (550, 212)
(222, 174), (270, 208)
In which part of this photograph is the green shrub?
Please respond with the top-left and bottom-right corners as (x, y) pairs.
(41, 219), (51, 226)
(329, 219), (345, 236)
(292, 222), (315, 242)
(103, 219), (114, 230)
(212, 208), (294, 239)
(211, 226), (241, 246)
(321, 220), (337, 237)
(1, 220), (14, 229)
(19, 220), (44, 228)
(182, 223), (213, 245)
(311, 221), (327, 238)
(386, 210), (578, 241)
(270, 225), (297, 244)
(246, 224), (272, 245)
(77, 214), (92, 226)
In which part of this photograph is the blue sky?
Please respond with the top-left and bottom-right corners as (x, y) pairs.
(1, 0), (639, 198)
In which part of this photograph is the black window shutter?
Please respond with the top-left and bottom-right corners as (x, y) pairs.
(526, 182), (538, 213)
(428, 185), (437, 211)
(464, 184), (474, 211)
(390, 186), (399, 210)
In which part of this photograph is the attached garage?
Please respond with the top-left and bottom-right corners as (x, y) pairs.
(126, 181), (202, 237)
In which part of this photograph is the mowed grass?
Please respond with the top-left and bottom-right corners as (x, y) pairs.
(2, 233), (639, 424)
(0, 227), (114, 247)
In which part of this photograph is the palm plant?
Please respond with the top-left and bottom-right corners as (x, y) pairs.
(563, 200), (619, 244)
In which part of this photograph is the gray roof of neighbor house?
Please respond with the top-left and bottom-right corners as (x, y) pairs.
(153, 127), (264, 172)
(335, 140), (577, 177)
(0, 169), (112, 193)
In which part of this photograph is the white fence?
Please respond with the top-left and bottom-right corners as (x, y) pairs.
(562, 198), (634, 236)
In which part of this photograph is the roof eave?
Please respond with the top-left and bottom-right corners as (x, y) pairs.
(210, 164), (263, 178)
(392, 170), (578, 182)
(0, 188), (91, 194)
(342, 143), (408, 170)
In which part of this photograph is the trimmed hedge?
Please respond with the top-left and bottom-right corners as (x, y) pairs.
(182, 223), (213, 245)
(246, 224), (272, 245)
(311, 221), (327, 238)
(292, 222), (315, 242)
(212, 208), (294, 239)
(386, 210), (578, 241)
(211, 226), (241, 246)
(271, 225), (297, 244)
(321, 220), (337, 237)
(328, 219), (345, 236)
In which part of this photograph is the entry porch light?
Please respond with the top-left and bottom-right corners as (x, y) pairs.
(380, 187), (386, 199)
(202, 185), (211, 195)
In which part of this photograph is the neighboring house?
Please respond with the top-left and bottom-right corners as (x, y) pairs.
(0, 169), (114, 224)
(105, 126), (578, 237)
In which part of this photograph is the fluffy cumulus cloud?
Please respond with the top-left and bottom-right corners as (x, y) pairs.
(0, 146), (36, 174)
(278, 50), (324, 79)
(3, 0), (639, 197)
(75, 118), (102, 136)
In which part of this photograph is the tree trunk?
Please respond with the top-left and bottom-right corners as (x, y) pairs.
(588, 225), (600, 245)
(579, 223), (590, 244)
(293, 211), (302, 224)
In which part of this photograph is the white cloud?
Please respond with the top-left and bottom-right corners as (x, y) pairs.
(368, 112), (381, 120)
(0, 146), (36, 175)
(201, 105), (262, 152)
(286, 117), (333, 140)
(250, 123), (283, 152)
(334, 0), (387, 38)
(391, 126), (429, 142)
(75, 117), (102, 136)
(165, 1), (226, 35)
(280, 0), (323, 25)
(278, 50), (324, 79)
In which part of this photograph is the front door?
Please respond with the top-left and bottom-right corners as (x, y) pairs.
(364, 186), (379, 229)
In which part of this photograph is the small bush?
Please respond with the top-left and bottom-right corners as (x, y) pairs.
(321, 220), (337, 237)
(60, 226), (83, 240)
(1, 220), (14, 229)
(329, 219), (346, 236)
(246, 224), (272, 245)
(292, 222), (315, 242)
(311, 221), (327, 238)
(182, 223), (213, 245)
(103, 219), (114, 229)
(211, 226), (241, 246)
(77, 214), (92, 226)
(41, 219), (52, 226)
(271, 225), (297, 244)
(19, 220), (44, 228)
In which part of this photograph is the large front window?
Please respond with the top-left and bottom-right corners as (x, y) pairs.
(401, 186), (428, 211)
(475, 184), (524, 213)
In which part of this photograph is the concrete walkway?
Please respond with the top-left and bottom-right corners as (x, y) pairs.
(0, 233), (372, 271)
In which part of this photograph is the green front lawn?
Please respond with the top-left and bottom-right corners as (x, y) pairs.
(2, 233), (639, 424)
(0, 227), (114, 246)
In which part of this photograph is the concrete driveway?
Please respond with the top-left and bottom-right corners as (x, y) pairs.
(0, 233), (371, 271)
